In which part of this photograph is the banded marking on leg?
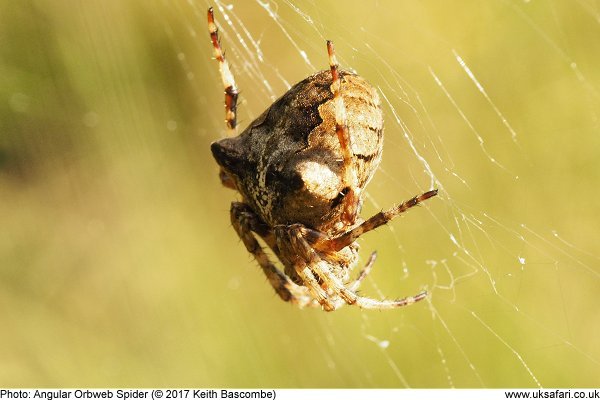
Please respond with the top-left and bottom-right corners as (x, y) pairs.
(328, 189), (439, 252)
(230, 202), (312, 307)
(208, 7), (239, 135)
(327, 40), (360, 225)
(348, 251), (377, 292)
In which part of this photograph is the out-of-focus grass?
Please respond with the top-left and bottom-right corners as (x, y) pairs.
(1, 0), (599, 387)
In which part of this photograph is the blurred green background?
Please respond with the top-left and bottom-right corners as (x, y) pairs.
(1, 0), (599, 387)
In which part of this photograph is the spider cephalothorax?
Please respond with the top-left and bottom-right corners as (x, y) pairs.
(208, 7), (437, 311)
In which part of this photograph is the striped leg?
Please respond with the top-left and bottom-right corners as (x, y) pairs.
(230, 202), (315, 308)
(348, 251), (377, 292)
(321, 190), (439, 253)
(286, 225), (428, 311)
(327, 40), (360, 226)
(208, 7), (239, 135)
(301, 190), (438, 254)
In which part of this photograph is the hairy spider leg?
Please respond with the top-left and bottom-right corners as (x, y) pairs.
(288, 225), (427, 311)
(327, 40), (361, 226)
(208, 7), (239, 135)
(279, 225), (376, 290)
(294, 266), (336, 311)
(348, 251), (377, 292)
(230, 202), (317, 308)
(315, 189), (439, 253)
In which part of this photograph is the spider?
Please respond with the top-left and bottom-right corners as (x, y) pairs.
(207, 7), (437, 311)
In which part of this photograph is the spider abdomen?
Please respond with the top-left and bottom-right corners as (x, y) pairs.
(211, 69), (383, 232)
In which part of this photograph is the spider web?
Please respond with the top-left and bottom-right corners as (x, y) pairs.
(1, 0), (598, 388)
(171, 0), (599, 387)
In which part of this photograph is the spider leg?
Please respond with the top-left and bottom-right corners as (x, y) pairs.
(273, 223), (336, 311)
(348, 251), (377, 292)
(327, 40), (360, 226)
(295, 265), (337, 312)
(288, 225), (427, 310)
(350, 291), (428, 310)
(315, 189), (439, 252)
(208, 7), (239, 135)
(230, 202), (315, 308)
